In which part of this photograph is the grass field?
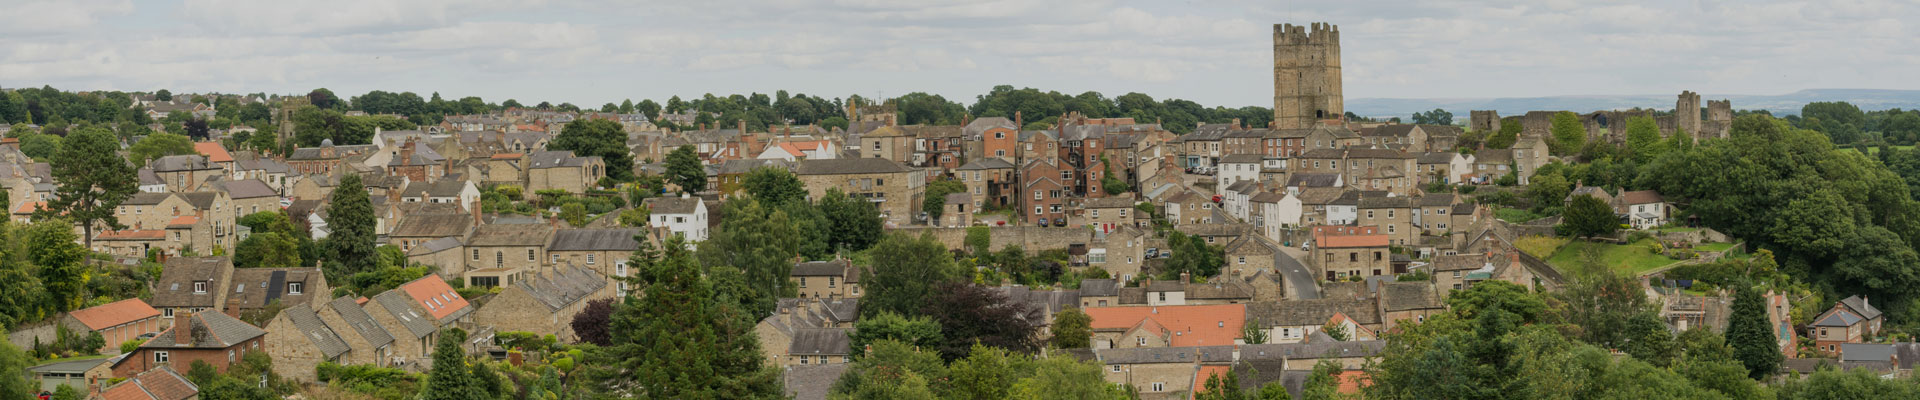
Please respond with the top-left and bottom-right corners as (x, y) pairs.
(1694, 242), (1737, 253)
(1547, 239), (1681, 274)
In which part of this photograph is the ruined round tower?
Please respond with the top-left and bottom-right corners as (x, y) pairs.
(1273, 22), (1342, 130)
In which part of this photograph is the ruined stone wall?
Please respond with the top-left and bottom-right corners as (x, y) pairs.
(1273, 23), (1342, 130)
(1470, 110), (1501, 133)
(1702, 100), (1733, 139)
(1521, 111), (1557, 138)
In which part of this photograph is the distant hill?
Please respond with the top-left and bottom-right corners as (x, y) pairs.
(1347, 89), (1920, 120)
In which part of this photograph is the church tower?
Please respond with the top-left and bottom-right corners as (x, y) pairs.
(1274, 23), (1342, 129)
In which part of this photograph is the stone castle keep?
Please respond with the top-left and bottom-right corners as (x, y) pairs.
(1273, 22), (1342, 130)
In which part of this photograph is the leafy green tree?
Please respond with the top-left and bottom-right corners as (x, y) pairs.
(965, 226), (991, 256)
(947, 345), (1034, 400)
(820, 188), (883, 251)
(923, 178), (967, 221)
(663, 145), (705, 193)
(1622, 311), (1678, 367)
(127, 132), (196, 168)
(0, 328), (33, 396)
(552, 118), (635, 181)
(1523, 169), (1571, 214)
(1412, 108), (1454, 125)
(44, 126), (136, 249)
(779, 200), (832, 260)
(1549, 111), (1586, 156)
(1051, 307), (1092, 349)
(1320, 320), (1351, 341)
(323, 174), (377, 281)
(696, 199), (800, 319)
(1007, 356), (1129, 399)
(559, 203), (588, 227)
(307, 88), (341, 110)
(1624, 116), (1667, 162)
(1727, 286), (1783, 379)
(419, 328), (487, 400)
(234, 232), (301, 269)
(862, 232), (965, 318)
(850, 311), (944, 355)
(1164, 231), (1224, 280)
(1559, 194), (1617, 239)
(27, 220), (90, 311)
(1776, 367), (1919, 399)
(831, 339), (948, 397)
(742, 166), (806, 206)
(587, 236), (782, 398)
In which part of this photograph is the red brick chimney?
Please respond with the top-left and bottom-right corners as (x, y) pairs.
(174, 311), (193, 345)
(737, 120), (746, 133)
(471, 199), (483, 226)
(1015, 111), (1022, 130)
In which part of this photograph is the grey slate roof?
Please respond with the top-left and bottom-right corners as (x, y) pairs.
(283, 303), (350, 359)
(466, 223), (555, 247)
(1378, 282), (1443, 312)
(513, 267), (607, 312)
(1841, 343), (1895, 362)
(408, 237), (464, 256)
(1417, 152), (1458, 164)
(1238, 340), (1388, 360)
(1358, 196), (1412, 209)
(784, 363), (849, 400)
(792, 260), (852, 277)
(328, 296), (396, 348)
(400, 180), (470, 199)
(152, 257), (230, 308)
(1842, 295), (1884, 320)
(1419, 194), (1457, 207)
(644, 196), (703, 215)
(1287, 173), (1342, 188)
(1096, 345), (1236, 365)
(787, 328), (852, 356)
(1247, 298), (1381, 327)
(955, 157), (1014, 171)
(143, 311), (265, 349)
(178, 192), (219, 210)
(1815, 309), (1863, 327)
(547, 228), (644, 252)
(1220, 154), (1264, 164)
(1080, 279), (1119, 297)
(373, 291), (436, 339)
(213, 179), (277, 199)
(527, 151), (597, 169)
(388, 213), (475, 238)
(151, 155), (218, 172)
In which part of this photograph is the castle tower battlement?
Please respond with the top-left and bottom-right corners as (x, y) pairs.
(1274, 22), (1342, 130)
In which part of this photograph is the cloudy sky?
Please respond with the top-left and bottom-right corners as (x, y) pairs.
(1, 0), (1914, 109)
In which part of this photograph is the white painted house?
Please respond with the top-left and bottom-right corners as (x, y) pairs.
(644, 195), (709, 244)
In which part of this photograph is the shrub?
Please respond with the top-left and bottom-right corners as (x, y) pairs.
(119, 338), (147, 354)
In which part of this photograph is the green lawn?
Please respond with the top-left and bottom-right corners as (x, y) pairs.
(1656, 227), (1699, 233)
(1547, 239), (1682, 274)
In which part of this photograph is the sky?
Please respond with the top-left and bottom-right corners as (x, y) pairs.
(1, 0), (1915, 109)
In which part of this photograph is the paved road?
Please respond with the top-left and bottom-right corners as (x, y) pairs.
(1274, 247), (1321, 299)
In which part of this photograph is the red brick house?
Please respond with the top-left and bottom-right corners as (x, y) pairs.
(1020, 158), (1066, 226)
(63, 298), (163, 355)
(112, 311), (266, 377)
(1812, 295), (1883, 355)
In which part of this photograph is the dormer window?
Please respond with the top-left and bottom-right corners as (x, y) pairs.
(193, 281), (207, 293)
(288, 282), (304, 295)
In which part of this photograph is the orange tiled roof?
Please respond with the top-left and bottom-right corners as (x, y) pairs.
(14, 201), (51, 214)
(515, 124), (545, 132)
(68, 298), (161, 330)
(1191, 365), (1235, 400)
(1085, 304), (1245, 347)
(1318, 234), (1388, 248)
(194, 142), (233, 163)
(168, 215), (200, 227)
(95, 229), (166, 240)
(1336, 370), (1370, 394)
(401, 275), (470, 320)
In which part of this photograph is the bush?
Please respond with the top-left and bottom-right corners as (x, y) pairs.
(119, 338), (147, 354)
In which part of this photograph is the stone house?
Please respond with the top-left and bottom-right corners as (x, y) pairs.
(1466, 149), (1515, 185)
(1083, 195), (1139, 232)
(1429, 254), (1485, 293)
(1357, 196), (1415, 246)
(1311, 225), (1392, 280)
(1375, 281), (1444, 332)
(263, 303), (350, 382)
(791, 260), (863, 299)
(1814, 295), (1885, 355)
(1095, 346), (1236, 398)
(28, 358), (114, 395)
(150, 257), (238, 321)
(220, 267), (330, 318)
(1223, 128), (1265, 156)
(482, 153), (528, 186)
(1224, 235), (1279, 277)
(1293, 187), (1347, 227)
(1303, 125), (1365, 150)
(202, 178), (280, 218)
(525, 150), (607, 194)
(116, 192), (195, 231)
(1093, 225), (1149, 281)
(1415, 194), (1459, 235)
(151, 155), (225, 193)
(364, 275), (473, 370)
(1017, 130), (1060, 165)
(1162, 189), (1214, 226)
(1415, 152), (1472, 185)
(287, 143), (375, 176)
(1084, 304), (1245, 349)
(954, 158), (1015, 209)
(112, 311), (266, 377)
(1358, 125), (1429, 151)
(387, 212), (477, 253)
(313, 296), (397, 369)
(941, 192), (972, 227)
(643, 195), (709, 243)
(1246, 298), (1382, 344)
(63, 298), (163, 354)
(783, 328), (853, 367)
(231, 157), (294, 193)
(459, 222), (556, 287)
(755, 298), (860, 366)
(857, 125), (912, 163)
(796, 158), (925, 226)
(91, 229), (170, 258)
(547, 228), (646, 296)
(383, 141), (448, 182)
(1080, 279), (1120, 308)
(1178, 123), (1234, 169)
(396, 179), (480, 209)
(471, 266), (612, 342)
(712, 159), (794, 198)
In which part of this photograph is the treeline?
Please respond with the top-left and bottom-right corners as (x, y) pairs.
(1794, 101), (1920, 145)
